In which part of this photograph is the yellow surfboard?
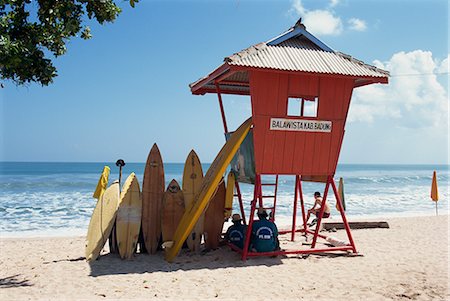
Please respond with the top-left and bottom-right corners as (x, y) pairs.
(224, 172), (235, 219)
(85, 180), (119, 261)
(92, 166), (110, 200)
(116, 173), (142, 260)
(182, 150), (204, 252)
(164, 117), (252, 262)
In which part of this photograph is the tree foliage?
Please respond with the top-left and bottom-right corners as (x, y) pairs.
(0, 0), (138, 86)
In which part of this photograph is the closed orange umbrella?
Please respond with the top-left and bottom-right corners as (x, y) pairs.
(431, 171), (439, 215)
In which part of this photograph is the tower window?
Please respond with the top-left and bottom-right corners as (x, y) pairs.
(287, 97), (318, 117)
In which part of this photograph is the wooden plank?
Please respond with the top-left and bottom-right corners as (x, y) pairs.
(282, 130), (296, 174)
(327, 120), (344, 173)
(288, 73), (319, 97)
(323, 221), (390, 230)
(253, 115), (266, 174)
(259, 72), (279, 115)
(302, 133), (315, 175)
(301, 175), (328, 183)
(276, 74), (289, 116)
(292, 131), (306, 174)
(272, 75), (288, 173)
(262, 117), (276, 173)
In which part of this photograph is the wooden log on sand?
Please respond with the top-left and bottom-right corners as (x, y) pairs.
(323, 221), (389, 230)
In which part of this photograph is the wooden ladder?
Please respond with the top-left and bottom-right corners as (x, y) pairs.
(259, 175), (279, 222)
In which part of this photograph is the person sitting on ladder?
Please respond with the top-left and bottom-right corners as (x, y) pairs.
(307, 191), (331, 226)
(251, 208), (280, 252)
(224, 213), (247, 250)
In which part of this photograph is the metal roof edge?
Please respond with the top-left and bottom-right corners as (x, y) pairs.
(266, 26), (295, 45)
(335, 52), (390, 77)
(189, 63), (230, 93)
(229, 64), (388, 80)
(267, 22), (333, 52)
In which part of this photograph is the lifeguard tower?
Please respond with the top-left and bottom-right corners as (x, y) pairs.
(190, 20), (389, 260)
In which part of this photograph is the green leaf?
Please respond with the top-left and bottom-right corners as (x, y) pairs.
(0, 0), (127, 86)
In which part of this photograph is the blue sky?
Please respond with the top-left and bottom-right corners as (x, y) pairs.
(1, 0), (448, 164)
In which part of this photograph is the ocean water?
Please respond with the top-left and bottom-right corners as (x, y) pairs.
(0, 162), (448, 237)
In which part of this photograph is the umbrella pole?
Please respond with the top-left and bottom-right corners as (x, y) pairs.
(116, 159), (125, 188)
(110, 159), (126, 254)
(435, 202), (438, 216)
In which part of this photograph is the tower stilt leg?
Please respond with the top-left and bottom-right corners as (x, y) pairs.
(311, 177), (331, 248)
(242, 175), (260, 260)
(331, 177), (357, 253)
(291, 175), (299, 241)
(298, 176), (307, 237)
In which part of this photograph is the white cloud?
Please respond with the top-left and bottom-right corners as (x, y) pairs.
(349, 50), (449, 130)
(437, 54), (449, 73)
(291, 0), (306, 16)
(291, 0), (343, 36)
(329, 0), (340, 7)
(348, 18), (367, 31)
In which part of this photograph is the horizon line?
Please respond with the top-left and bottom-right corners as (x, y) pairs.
(1, 161), (449, 166)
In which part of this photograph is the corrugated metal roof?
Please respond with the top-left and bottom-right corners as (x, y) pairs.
(190, 21), (389, 95)
(225, 71), (249, 83)
(225, 36), (389, 78)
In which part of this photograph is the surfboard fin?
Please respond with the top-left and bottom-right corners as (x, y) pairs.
(162, 241), (174, 249)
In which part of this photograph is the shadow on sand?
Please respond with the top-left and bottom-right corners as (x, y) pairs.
(0, 274), (33, 288)
(88, 246), (284, 277)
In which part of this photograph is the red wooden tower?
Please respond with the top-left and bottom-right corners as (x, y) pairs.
(190, 20), (389, 259)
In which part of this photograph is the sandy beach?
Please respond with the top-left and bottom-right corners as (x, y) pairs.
(1, 215), (448, 301)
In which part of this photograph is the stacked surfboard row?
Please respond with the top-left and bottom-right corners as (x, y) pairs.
(85, 144), (234, 261)
(86, 117), (253, 262)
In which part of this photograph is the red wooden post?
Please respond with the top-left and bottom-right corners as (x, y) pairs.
(331, 177), (357, 253)
(257, 176), (263, 208)
(291, 175), (299, 241)
(271, 175), (279, 221)
(311, 176), (331, 248)
(241, 175), (260, 260)
(298, 176), (307, 235)
(215, 84), (228, 134)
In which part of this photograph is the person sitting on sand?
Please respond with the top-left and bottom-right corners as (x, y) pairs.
(306, 191), (331, 225)
(224, 213), (247, 250)
(251, 208), (280, 252)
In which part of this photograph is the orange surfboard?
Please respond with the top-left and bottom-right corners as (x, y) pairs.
(204, 179), (226, 250)
(161, 180), (185, 245)
(142, 144), (165, 254)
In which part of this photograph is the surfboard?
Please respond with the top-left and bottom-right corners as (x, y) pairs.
(204, 178), (226, 250)
(224, 171), (235, 220)
(85, 180), (119, 262)
(337, 177), (346, 211)
(164, 117), (252, 262)
(182, 150), (204, 252)
(161, 180), (185, 245)
(116, 173), (142, 260)
(92, 166), (110, 200)
(141, 143), (165, 254)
